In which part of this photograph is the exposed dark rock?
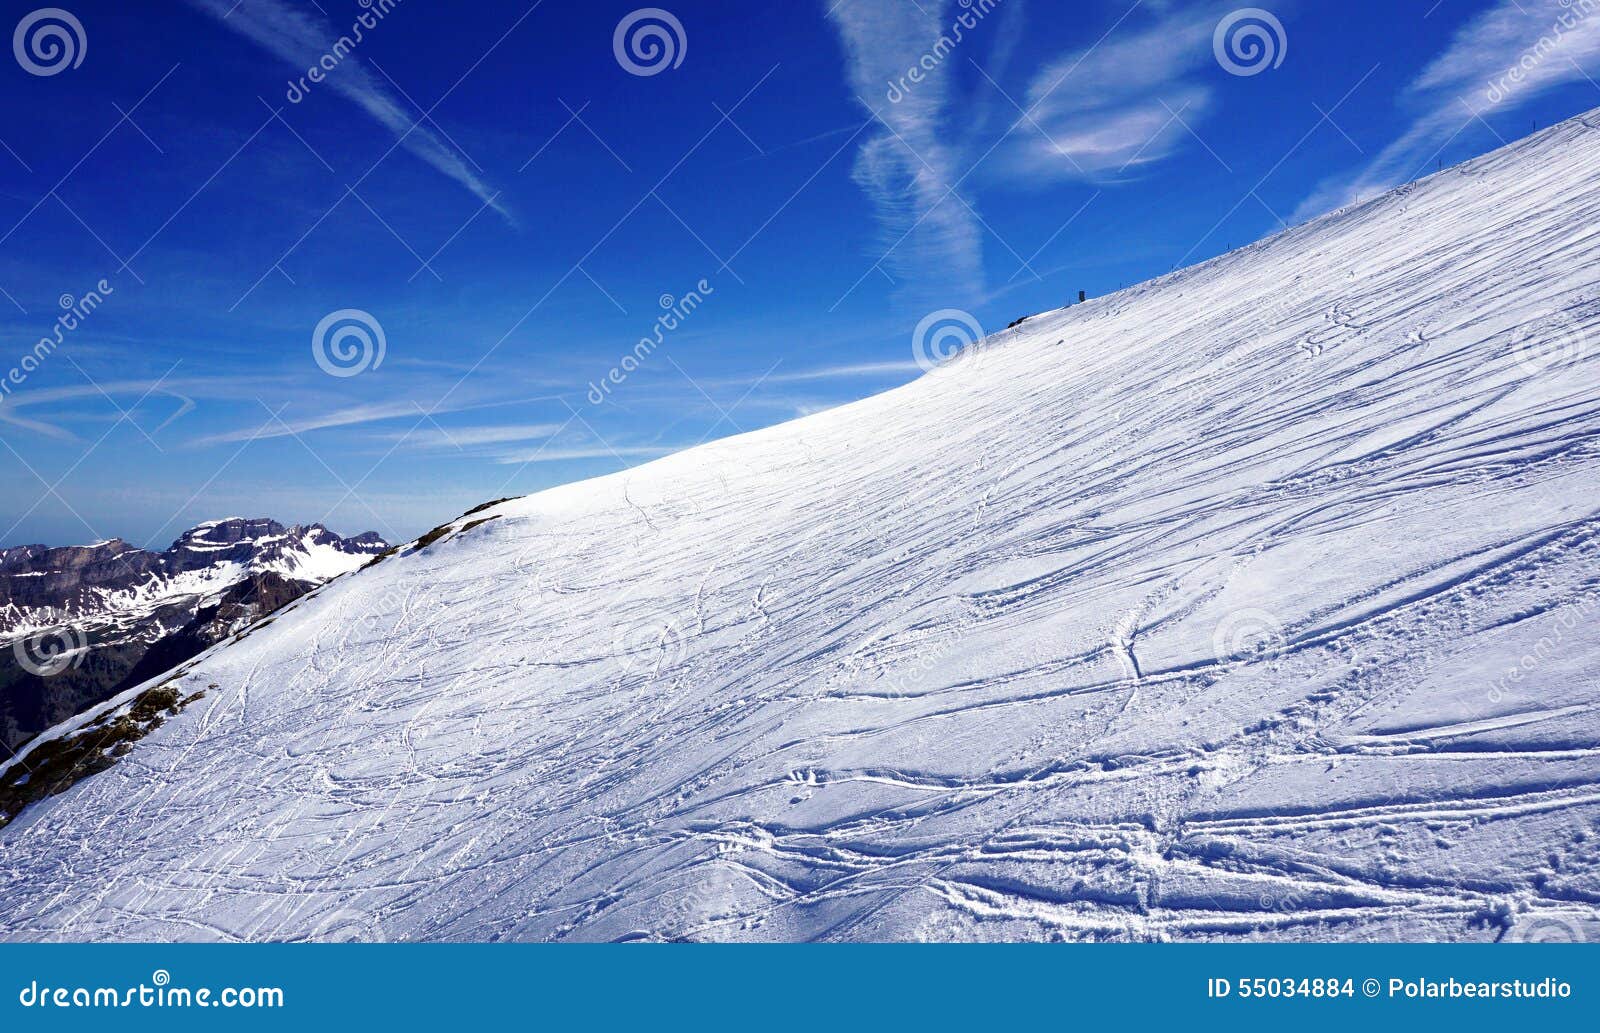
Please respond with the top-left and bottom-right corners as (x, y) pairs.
(0, 520), (386, 754)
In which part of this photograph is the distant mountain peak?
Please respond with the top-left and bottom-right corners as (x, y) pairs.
(0, 519), (388, 755)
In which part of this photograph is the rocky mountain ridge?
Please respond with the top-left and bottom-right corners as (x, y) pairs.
(0, 519), (385, 752)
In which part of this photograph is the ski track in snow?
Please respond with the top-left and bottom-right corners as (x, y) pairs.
(4, 117), (1600, 943)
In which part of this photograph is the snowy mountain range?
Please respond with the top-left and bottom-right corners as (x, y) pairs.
(0, 519), (386, 753)
(3, 111), (1600, 942)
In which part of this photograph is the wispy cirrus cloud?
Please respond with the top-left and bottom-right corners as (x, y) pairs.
(759, 359), (923, 382)
(189, 0), (512, 223)
(384, 423), (564, 451)
(190, 393), (556, 447)
(1295, 0), (1600, 220)
(490, 443), (675, 466)
(0, 377), (221, 442)
(826, 0), (988, 301)
(190, 398), (432, 446)
(1006, 3), (1223, 182)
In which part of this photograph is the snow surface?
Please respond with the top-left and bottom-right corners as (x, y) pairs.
(0, 562), (249, 646)
(4, 115), (1600, 942)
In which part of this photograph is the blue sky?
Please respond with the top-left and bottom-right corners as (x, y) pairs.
(2, 0), (1598, 548)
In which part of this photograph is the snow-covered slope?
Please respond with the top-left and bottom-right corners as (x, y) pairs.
(4, 114), (1600, 943)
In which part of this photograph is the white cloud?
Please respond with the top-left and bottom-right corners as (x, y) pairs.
(827, 0), (987, 300)
(190, 393), (555, 447)
(192, 399), (430, 446)
(387, 423), (564, 450)
(1295, 0), (1600, 221)
(190, 0), (512, 223)
(491, 444), (674, 466)
(1009, 5), (1219, 181)
(764, 360), (923, 382)
(0, 377), (232, 442)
